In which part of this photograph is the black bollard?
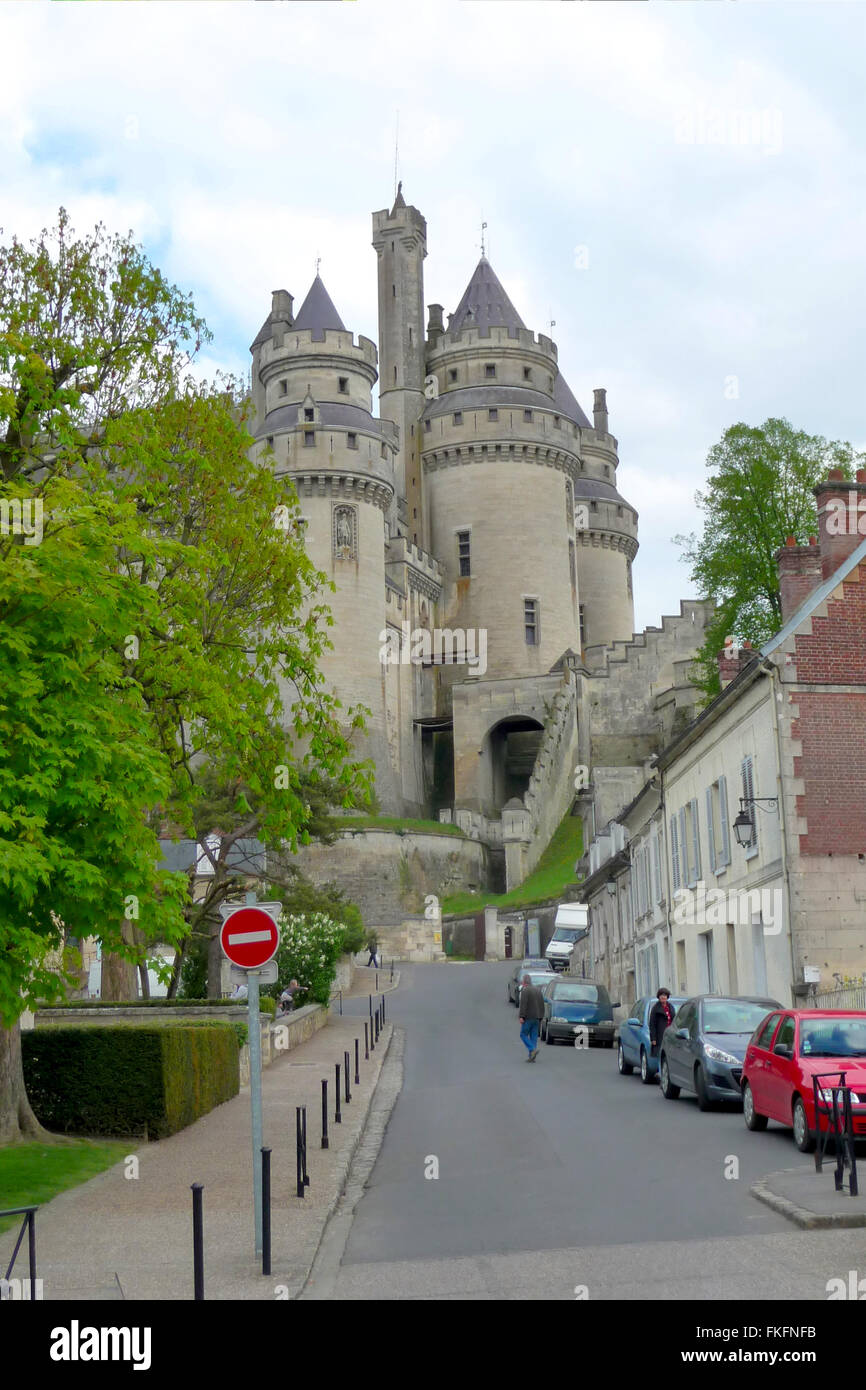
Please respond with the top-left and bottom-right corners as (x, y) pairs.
(369, 993), (373, 1019)
(321, 1078), (329, 1150)
(335, 1062), (342, 1123)
(375, 1009), (380, 1042)
(381, 994), (385, 1024)
(355, 1037), (360, 1086)
(339, 989), (343, 1016)
(344, 1050), (351, 1103)
(390, 959), (394, 983)
(364, 1021), (369, 1060)
(375, 970), (378, 991)
(261, 1148), (272, 1275)
(191, 1183), (204, 1301)
(302, 1106), (309, 1187)
(296, 1108), (305, 1199)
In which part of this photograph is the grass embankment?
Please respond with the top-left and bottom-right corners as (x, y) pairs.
(442, 813), (584, 915)
(0, 1139), (129, 1233)
(329, 815), (465, 837)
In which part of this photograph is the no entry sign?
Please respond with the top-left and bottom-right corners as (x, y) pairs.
(220, 905), (280, 969)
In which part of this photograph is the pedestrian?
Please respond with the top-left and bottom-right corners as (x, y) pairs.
(366, 933), (379, 968)
(649, 987), (676, 1068)
(518, 973), (545, 1062)
(279, 979), (299, 1015)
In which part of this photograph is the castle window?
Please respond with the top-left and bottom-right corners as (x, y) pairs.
(457, 530), (471, 578)
(304, 407), (314, 422)
(569, 539), (576, 590)
(604, 465), (610, 477)
(424, 419), (431, 432)
(338, 377), (349, 394)
(303, 431), (315, 447)
(485, 363), (496, 378)
(453, 412), (463, 425)
(565, 479), (573, 522)
(590, 500), (598, 510)
(554, 415), (561, 429)
(524, 598), (539, 646)
(347, 432), (358, 449)
(616, 505), (623, 517)
(523, 409), (533, 423)
(279, 380), (288, 396)
(413, 508), (417, 518)
(495, 444), (501, 454)
(394, 366), (397, 383)
(266, 436), (274, 449)
(523, 368), (532, 381)
(449, 369), (457, 383)
(381, 443), (387, 458)
(392, 284), (396, 297)
(579, 604), (586, 650)
(409, 327), (413, 345)
(488, 408), (498, 422)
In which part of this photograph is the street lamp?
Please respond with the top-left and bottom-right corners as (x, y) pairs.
(733, 796), (778, 849)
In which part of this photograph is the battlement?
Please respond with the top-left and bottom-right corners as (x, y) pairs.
(257, 329), (378, 371)
(430, 324), (558, 361)
(583, 599), (715, 678)
(372, 203), (428, 242)
(388, 534), (443, 582)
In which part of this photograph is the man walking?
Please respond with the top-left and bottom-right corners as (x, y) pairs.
(518, 973), (545, 1062)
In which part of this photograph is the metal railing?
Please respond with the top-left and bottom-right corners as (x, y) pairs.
(1, 1206), (39, 1300)
(811, 985), (866, 1011)
(812, 1073), (859, 1197)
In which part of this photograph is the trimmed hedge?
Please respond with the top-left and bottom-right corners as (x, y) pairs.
(39, 996), (277, 1016)
(22, 1025), (240, 1139)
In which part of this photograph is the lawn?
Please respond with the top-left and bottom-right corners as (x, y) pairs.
(328, 814), (465, 837)
(0, 1139), (130, 1233)
(442, 812), (584, 915)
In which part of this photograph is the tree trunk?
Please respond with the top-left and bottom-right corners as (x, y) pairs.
(0, 1021), (47, 1145)
(137, 962), (151, 999)
(100, 921), (138, 1001)
(208, 920), (223, 1000)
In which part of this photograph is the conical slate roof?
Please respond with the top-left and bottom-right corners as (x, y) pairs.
(292, 275), (346, 337)
(449, 256), (526, 335)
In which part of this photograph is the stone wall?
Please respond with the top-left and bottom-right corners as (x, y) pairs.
(290, 827), (489, 927)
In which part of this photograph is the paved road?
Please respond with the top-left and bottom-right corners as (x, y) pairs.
(320, 963), (866, 1300)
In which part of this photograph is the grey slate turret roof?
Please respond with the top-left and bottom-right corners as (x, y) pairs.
(449, 256), (526, 335)
(292, 274), (346, 338)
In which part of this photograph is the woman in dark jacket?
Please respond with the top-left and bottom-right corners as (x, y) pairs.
(649, 987), (676, 1056)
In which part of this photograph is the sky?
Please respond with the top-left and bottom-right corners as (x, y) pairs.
(2, 0), (865, 632)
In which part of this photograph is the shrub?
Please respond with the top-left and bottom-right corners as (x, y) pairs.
(45, 997), (246, 1008)
(272, 912), (346, 1006)
(22, 1024), (240, 1139)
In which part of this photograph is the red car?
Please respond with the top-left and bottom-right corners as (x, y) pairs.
(741, 1009), (866, 1152)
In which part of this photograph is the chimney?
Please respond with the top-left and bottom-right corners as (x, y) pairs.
(717, 639), (755, 689)
(427, 303), (444, 349)
(814, 468), (866, 580)
(593, 387), (608, 435)
(271, 289), (293, 327)
(775, 534), (821, 621)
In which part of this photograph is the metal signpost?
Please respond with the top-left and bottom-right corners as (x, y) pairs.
(219, 894), (282, 1256)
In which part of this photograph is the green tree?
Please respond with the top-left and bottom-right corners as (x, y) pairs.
(675, 418), (863, 698)
(0, 210), (371, 1138)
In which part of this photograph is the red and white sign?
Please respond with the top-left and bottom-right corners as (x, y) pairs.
(219, 906), (280, 969)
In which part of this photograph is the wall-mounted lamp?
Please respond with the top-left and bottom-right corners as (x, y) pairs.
(605, 879), (617, 897)
(732, 796), (779, 850)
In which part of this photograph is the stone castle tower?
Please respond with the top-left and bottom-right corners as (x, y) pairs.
(248, 188), (639, 847)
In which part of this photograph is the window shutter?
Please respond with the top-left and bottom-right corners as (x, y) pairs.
(742, 756), (758, 850)
(670, 816), (680, 891)
(653, 832), (662, 903)
(718, 776), (731, 866)
(705, 788), (716, 874)
(679, 807), (688, 885)
(691, 798), (701, 882)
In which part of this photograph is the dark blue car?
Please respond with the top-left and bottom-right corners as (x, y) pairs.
(617, 995), (686, 1084)
(540, 977), (618, 1047)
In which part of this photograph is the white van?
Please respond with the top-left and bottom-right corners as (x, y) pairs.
(545, 903), (589, 972)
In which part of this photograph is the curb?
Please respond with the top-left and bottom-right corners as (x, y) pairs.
(299, 1025), (405, 1300)
(751, 1169), (866, 1230)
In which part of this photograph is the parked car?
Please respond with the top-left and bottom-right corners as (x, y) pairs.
(617, 995), (687, 1083)
(507, 959), (551, 1005)
(540, 977), (618, 1047)
(659, 995), (781, 1110)
(741, 1009), (866, 1152)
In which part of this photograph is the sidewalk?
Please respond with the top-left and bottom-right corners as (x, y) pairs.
(0, 1009), (395, 1301)
(752, 1162), (866, 1229)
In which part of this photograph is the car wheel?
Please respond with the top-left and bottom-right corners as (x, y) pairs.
(545, 1021), (555, 1045)
(640, 1049), (654, 1085)
(743, 1082), (768, 1131)
(660, 1055), (680, 1100)
(617, 1041), (634, 1075)
(793, 1096), (816, 1153)
(694, 1064), (715, 1112)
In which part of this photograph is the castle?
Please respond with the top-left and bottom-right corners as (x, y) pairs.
(248, 188), (654, 880)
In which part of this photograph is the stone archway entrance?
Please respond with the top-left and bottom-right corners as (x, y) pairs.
(485, 716), (544, 814)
